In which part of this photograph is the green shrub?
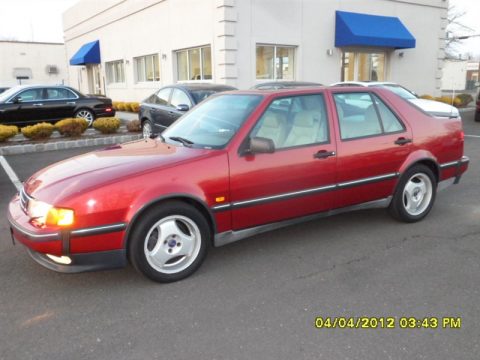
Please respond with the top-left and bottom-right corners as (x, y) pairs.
(55, 118), (88, 137)
(126, 119), (141, 132)
(112, 101), (120, 111)
(93, 117), (121, 134)
(0, 125), (19, 142)
(21, 122), (55, 140)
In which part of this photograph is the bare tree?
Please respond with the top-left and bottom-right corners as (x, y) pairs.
(445, 5), (474, 58)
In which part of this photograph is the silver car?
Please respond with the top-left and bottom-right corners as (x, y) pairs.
(330, 81), (460, 119)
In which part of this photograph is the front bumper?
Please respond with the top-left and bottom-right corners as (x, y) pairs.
(8, 195), (128, 273)
(26, 248), (126, 273)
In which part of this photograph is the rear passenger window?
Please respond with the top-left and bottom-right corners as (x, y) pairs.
(372, 94), (404, 133)
(251, 94), (328, 149)
(334, 92), (404, 140)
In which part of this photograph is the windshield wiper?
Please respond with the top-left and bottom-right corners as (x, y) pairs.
(168, 136), (194, 147)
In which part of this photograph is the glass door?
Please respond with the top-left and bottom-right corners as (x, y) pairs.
(341, 51), (386, 81)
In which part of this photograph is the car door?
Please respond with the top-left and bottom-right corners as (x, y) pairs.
(150, 87), (173, 130)
(2, 88), (48, 124)
(330, 90), (412, 208)
(44, 87), (78, 120)
(228, 93), (337, 230)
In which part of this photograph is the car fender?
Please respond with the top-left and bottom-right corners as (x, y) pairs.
(397, 149), (440, 180)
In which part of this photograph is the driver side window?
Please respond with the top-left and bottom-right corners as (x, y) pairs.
(251, 94), (328, 149)
(16, 88), (44, 102)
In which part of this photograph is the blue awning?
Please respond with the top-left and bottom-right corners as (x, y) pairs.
(69, 40), (101, 65)
(335, 11), (416, 49)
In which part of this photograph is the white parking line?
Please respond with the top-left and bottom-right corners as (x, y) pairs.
(465, 135), (480, 138)
(0, 156), (22, 191)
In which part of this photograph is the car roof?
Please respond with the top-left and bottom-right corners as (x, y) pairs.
(173, 83), (237, 91)
(330, 81), (400, 87)
(253, 81), (323, 88)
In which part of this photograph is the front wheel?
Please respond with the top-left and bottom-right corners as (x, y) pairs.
(389, 165), (437, 222)
(75, 109), (95, 127)
(128, 201), (210, 282)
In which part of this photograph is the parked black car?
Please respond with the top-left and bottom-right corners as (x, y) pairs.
(0, 85), (115, 126)
(475, 90), (480, 122)
(0, 87), (9, 94)
(251, 81), (323, 90)
(139, 83), (237, 136)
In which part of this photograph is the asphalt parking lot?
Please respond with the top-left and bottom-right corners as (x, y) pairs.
(0, 110), (479, 360)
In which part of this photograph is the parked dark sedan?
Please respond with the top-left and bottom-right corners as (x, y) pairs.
(251, 81), (323, 90)
(139, 83), (236, 136)
(0, 87), (9, 94)
(0, 85), (115, 126)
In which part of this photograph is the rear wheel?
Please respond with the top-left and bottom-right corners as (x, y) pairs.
(75, 109), (95, 127)
(389, 165), (436, 222)
(129, 201), (210, 282)
(142, 120), (153, 138)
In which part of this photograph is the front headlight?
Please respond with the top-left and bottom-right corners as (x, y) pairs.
(27, 199), (74, 227)
(27, 199), (52, 225)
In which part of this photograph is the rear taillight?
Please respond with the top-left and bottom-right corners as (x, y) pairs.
(460, 130), (464, 141)
(105, 107), (112, 112)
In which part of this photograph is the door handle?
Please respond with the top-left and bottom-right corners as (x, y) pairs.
(313, 150), (336, 159)
(66, 102), (76, 105)
(394, 137), (412, 145)
(33, 103), (43, 107)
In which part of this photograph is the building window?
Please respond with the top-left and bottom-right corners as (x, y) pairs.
(341, 52), (386, 81)
(134, 54), (160, 83)
(176, 46), (212, 81)
(256, 45), (295, 80)
(105, 60), (125, 84)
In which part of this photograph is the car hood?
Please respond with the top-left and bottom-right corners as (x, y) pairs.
(408, 98), (460, 118)
(24, 139), (213, 202)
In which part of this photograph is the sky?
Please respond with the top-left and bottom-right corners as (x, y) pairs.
(0, 0), (478, 55)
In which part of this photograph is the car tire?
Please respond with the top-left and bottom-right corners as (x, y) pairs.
(128, 201), (210, 283)
(142, 120), (153, 138)
(75, 109), (95, 127)
(388, 165), (437, 223)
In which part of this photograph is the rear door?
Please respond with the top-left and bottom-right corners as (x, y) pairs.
(44, 87), (78, 120)
(331, 90), (412, 208)
(150, 87), (172, 132)
(228, 93), (337, 230)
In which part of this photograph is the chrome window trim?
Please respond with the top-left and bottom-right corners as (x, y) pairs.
(6, 87), (79, 104)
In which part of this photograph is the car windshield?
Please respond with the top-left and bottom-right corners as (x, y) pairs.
(163, 94), (262, 149)
(0, 86), (21, 102)
(373, 84), (417, 100)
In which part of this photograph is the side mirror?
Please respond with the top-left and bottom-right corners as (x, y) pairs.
(247, 137), (275, 154)
(176, 104), (190, 112)
(12, 96), (22, 104)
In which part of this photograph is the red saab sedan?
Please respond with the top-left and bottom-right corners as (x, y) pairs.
(8, 87), (469, 282)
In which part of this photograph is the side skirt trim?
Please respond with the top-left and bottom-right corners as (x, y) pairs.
(214, 196), (392, 247)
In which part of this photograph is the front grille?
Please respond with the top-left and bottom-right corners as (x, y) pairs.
(19, 187), (30, 214)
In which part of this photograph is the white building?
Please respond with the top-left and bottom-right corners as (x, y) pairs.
(63, 0), (448, 102)
(0, 41), (68, 87)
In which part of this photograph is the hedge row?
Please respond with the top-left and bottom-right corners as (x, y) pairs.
(0, 117), (141, 143)
(113, 101), (140, 113)
(420, 93), (474, 108)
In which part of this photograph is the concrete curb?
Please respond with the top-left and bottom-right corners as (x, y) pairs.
(0, 133), (142, 156)
(459, 107), (475, 113)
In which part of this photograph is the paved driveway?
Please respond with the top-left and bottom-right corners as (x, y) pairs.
(0, 110), (479, 360)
